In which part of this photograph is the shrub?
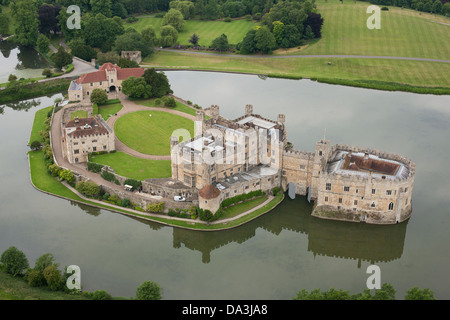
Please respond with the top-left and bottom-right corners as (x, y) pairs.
(102, 193), (110, 200)
(123, 178), (142, 190)
(59, 169), (75, 184)
(108, 194), (119, 204)
(75, 181), (100, 197)
(162, 96), (176, 107)
(224, 17), (232, 22)
(147, 202), (165, 213)
(197, 208), (214, 222)
(0, 247), (29, 277)
(27, 269), (45, 287)
(43, 265), (62, 291)
(119, 198), (131, 207)
(30, 140), (42, 151)
(221, 190), (264, 208)
(65, 64), (74, 73)
(187, 100), (192, 105)
(272, 187), (281, 196)
(92, 290), (113, 300)
(381, 6), (389, 11)
(101, 170), (119, 184)
(87, 162), (104, 173)
(90, 88), (108, 105)
(136, 281), (162, 300)
(42, 68), (53, 78)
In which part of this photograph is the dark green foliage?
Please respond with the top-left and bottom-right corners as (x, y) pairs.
(10, 0), (39, 46)
(37, 34), (50, 54)
(211, 33), (229, 52)
(221, 190), (264, 208)
(91, 290), (113, 300)
(272, 187), (281, 196)
(30, 140), (42, 151)
(81, 13), (125, 52)
(119, 198), (131, 207)
(90, 88), (108, 105)
(75, 181), (100, 197)
(101, 170), (120, 184)
(122, 76), (152, 99)
(117, 58), (139, 68)
(26, 269), (45, 287)
(42, 68), (53, 78)
(136, 281), (162, 300)
(113, 29), (153, 57)
(162, 96), (176, 107)
(0, 246), (29, 277)
(189, 33), (199, 46)
(143, 68), (173, 98)
(159, 25), (178, 47)
(405, 287), (435, 300)
(52, 47), (73, 70)
(123, 178), (142, 189)
(43, 265), (62, 291)
(87, 162), (104, 173)
(68, 38), (97, 61)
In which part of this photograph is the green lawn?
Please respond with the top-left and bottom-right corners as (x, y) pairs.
(89, 151), (172, 180)
(98, 102), (123, 121)
(28, 106), (53, 144)
(297, 1), (450, 60)
(28, 150), (84, 200)
(126, 17), (257, 46)
(221, 195), (269, 220)
(133, 98), (198, 116)
(114, 110), (195, 155)
(70, 110), (88, 120)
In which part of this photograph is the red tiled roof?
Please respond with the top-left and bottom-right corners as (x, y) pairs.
(76, 63), (144, 84)
(117, 67), (144, 80)
(199, 184), (221, 199)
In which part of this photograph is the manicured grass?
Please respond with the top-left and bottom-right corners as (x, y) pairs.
(114, 110), (195, 155)
(133, 98), (198, 116)
(28, 150), (83, 200)
(98, 102), (123, 121)
(70, 110), (88, 119)
(126, 17), (257, 46)
(297, 1), (450, 60)
(144, 51), (450, 91)
(28, 106), (53, 144)
(89, 152), (172, 180)
(221, 195), (269, 220)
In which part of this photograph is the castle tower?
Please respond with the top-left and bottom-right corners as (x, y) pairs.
(170, 136), (180, 180)
(195, 110), (205, 136)
(309, 138), (330, 201)
(245, 104), (253, 116)
(210, 105), (220, 120)
(277, 114), (285, 124)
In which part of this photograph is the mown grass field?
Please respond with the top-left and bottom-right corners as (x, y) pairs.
(133, 97), (198, 116)
(70, 110), (88, 119)
(114, 110), (195, 155)
(142, 1), (450, 92)
(28, 106), (53, 144)
(297, 1), (450, 59)
(126, 17), (257, 46)
(221, 195), (269, 220)
(89, 151), (172, 180)
(98, 102), (123, 121)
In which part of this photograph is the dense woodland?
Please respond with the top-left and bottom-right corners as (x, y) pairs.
(0, 0), (324, 57)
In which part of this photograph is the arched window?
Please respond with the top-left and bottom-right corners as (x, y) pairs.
(388, 202), (394, 210)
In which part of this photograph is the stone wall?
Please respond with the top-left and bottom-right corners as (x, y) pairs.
(61, 102), (93, 125)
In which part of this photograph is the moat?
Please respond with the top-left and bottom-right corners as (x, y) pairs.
(1, 71), (450, 299)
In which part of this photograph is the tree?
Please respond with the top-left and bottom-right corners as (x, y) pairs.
(189, 33), (199, 46)
(68, 38), (97, 62)
(59, 169), (75, 183)
(38, 4), (62, 34)
(159, 25), (179, 47)
(143, 68), (172, 98)
(443, 3), (450, 16)
(0, 13), (10, 35)
(8, 74), (17, 82)
(27, 269), (45, 287)
(91, 0), (112, 17)
(30, 140), (42, 150)
(10, 0), (39, 46)
(272, 21), (285, 47)
(113, 29), (153, 57)
(52, 47), (73, 70)
(136, 281), (162, 300)
(431, 0), (443, 13)
(82, 13), (125, 52)
(254, 26), (277, 54)
(122, 76), (152, 99)
(90, 88), (108, 105)
(170, 0), (195, 19)
(118, 58), (139, 68)
(304, 25), (315, 40)
(97, 51), (120, 65)
(42, 68), (53, 78)
(211, 33), (229, 52)
(37, 34), (50, 54)
(43, 265), (62, 291)
(405, 287), (435, 300)
(239, 29), (257, 54)
(0, 246), (29, 277)
(304, 12), (324, 38)
(141, 26), (158, 46)
(34, 253), (58, 272)
(162, 8), (185, 32)
(75, 181), (100, 197)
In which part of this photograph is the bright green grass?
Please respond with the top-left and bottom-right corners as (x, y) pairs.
(28, 150), (84, 200)
(98, 103), (123, 120)
(126, 18), (257, 46)
(133, 98), (198, 116)
(298, 1), (450, 60)
(89, 152), (172, 180)
(114, 110), (195, 155)
(28, 106), (53, 144)
(221, 195), (269, 220)
(143, 51), (450, 89)
(70, 110), (88, 120)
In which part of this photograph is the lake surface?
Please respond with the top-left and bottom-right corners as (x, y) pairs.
(0, 41), (50, 83)
(0, 71), (449, 300)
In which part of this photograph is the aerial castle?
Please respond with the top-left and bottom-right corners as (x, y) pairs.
(170, 105), (415, 225)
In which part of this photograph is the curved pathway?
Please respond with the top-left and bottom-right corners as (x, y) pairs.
(106, 93), (196, 161)
(155, 48), (450, 64)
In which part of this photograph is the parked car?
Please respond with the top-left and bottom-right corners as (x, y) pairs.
(174, 196), (185, 202)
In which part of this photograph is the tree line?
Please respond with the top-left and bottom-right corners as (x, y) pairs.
(0, 246), (162, 300)
(366, 0), (450, 16)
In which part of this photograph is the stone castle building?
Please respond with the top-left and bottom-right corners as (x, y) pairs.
(68, 63), (144, 101)
(62, 116), (115, 164)
(171, 105), (415, 224)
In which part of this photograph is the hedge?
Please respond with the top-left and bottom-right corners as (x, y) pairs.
(87, 162), (104, 173)
(221, 190), (264, 208)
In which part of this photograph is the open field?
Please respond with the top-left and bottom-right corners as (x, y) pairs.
(133, 97), (199, 116)
(28, 106), (53, 144)
(114, 110), (195, 155)
(294, 1), (450, 60)
(70, 110), (88, 119)
(126, 17), (257, 46)
(98, 102), (123, 121)
(142, 1), (450, 93)
(89, 151), (172, 180)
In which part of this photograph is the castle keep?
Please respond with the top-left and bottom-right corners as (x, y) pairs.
(171, 105), (415, 224)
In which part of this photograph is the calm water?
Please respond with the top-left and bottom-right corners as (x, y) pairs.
(0, 71), (449, 300)
(0, 42), (50, 83)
